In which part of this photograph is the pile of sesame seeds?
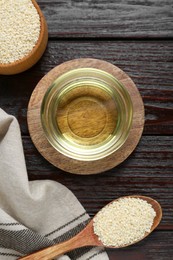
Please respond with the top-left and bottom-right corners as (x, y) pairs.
(0, 0), (41, 64)
(93, 197), (156, 247)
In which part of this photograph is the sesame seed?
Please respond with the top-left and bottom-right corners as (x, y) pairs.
(93, 197), (156, 247)
(0, 0), (40, 64)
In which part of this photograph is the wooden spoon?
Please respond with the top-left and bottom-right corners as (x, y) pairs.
(19, 195), (162, 260)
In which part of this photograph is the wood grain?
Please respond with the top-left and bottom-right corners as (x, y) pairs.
(37, 0), (173, 38)
(0, 41), (172, 135)
(107, 231), (173, 260)
(0, 1), (173, 257)
(19, 195), (162, 260)
(22, 135), (173, 227)
(27, 58), (144, 174)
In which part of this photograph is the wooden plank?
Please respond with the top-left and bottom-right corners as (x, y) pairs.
(0, 41), (172, 135)
(106, 230), (173, 260)
(23, 135), (173, 227)
(37, 0), (173, 38)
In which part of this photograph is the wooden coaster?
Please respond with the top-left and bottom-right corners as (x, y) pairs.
(27, 58), (144, 174)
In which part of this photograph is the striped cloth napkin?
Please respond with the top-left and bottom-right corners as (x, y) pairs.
(0, 109), (109, 260)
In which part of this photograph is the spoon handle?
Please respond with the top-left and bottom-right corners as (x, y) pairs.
(19, 220), (100, 260)
(19, 235), (83, 260)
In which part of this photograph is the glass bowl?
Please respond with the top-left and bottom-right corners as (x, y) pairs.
(41, 68), (133, 161)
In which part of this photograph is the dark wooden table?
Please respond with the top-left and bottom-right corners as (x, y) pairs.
(0, 1), (173, 259)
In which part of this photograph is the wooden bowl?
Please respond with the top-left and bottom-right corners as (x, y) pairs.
(0, 0), (48, 75)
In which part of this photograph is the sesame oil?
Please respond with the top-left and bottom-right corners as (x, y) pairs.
(41, 68), (133, 161)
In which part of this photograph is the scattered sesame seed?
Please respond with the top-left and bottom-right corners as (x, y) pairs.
(0, 0), (41, 64)
(93, 197), (156, 247)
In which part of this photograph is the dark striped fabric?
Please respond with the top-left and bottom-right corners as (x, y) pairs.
(0, 214), (107, 260)
(0, 217), (104, 260)
(0, 109), (109, 260)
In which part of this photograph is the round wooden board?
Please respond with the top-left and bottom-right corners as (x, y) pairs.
(27, 58), (144, 174)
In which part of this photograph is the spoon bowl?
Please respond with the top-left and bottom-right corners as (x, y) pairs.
(19, 195), (162, 260)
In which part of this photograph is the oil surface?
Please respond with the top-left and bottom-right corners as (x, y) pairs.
(56, 83), (118, 148)
(41, 68), (133, 161)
